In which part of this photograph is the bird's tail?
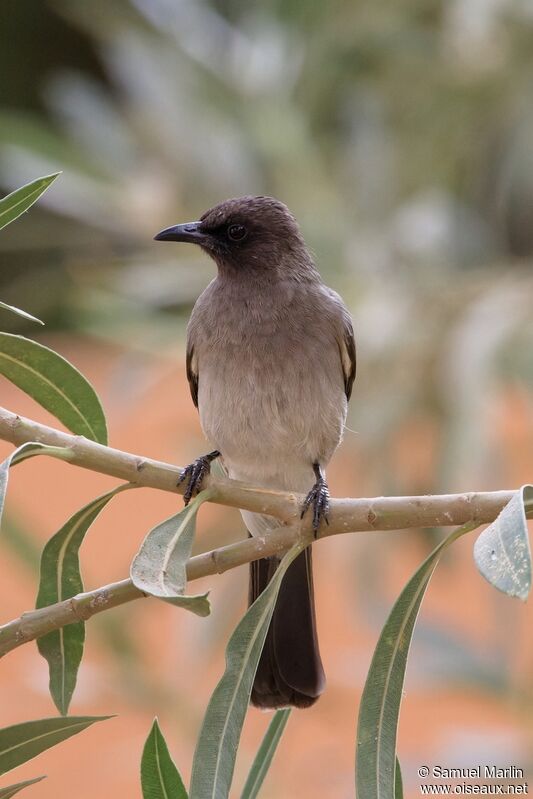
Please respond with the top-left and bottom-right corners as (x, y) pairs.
(249, 545), (325, 709)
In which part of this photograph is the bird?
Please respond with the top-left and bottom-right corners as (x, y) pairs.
(154, 196), (355, 709)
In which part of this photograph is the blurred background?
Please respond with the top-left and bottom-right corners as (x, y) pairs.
(0, 0), (532, 796)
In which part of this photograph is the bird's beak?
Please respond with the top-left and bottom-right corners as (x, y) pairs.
(153, 221), (206, 244)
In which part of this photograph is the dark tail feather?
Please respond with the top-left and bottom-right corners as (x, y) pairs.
(249, 545), (325, 709)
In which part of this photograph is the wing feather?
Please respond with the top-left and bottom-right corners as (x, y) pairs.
(339, 317), (356, 401)
(186, 344), (199, 408)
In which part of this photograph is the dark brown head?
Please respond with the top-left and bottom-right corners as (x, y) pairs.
(154, 195), (315, 278)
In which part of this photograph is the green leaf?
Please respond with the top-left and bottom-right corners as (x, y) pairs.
(141, 719), (187, 799)
(130, 491), (211, 617)
(355, 522), (476, 799)
(35, 484), (134, 715)
(0, 777), (46, 798)
(394, 757), (403, 799)
(0, 443), (73, 528)
(189, 543), (304, 799)
(473, 485), (532, 601)
(0, 333), (108, 444)
(0, 716), (111, 775)
(0, 302), (43, 327)
(240, 709), (291, 799)
(0, 173), (60, 232)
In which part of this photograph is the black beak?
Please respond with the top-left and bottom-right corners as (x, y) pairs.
(153, 221), (206, 244)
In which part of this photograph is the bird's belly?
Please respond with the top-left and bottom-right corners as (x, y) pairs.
(197, 346), (346, 489)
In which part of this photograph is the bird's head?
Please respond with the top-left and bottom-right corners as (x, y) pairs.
(154, 195), (314, 277)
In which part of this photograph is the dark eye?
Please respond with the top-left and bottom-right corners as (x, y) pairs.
(227, 224), (247, 241)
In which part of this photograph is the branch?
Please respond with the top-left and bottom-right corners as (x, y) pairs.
(0, 405), (519, 657)
(0, 525), (302, 657)
(0, 406), (515, 534)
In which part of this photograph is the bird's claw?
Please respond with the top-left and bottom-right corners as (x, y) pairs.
(300, 478), (330, 538)
(178, 450), (219, 505)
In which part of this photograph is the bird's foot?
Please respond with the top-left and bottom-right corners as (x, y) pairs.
(300, 463), (330, 538)
(178, 450), (220, 505)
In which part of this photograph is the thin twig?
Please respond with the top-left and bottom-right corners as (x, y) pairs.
(0, 526), (303, 657)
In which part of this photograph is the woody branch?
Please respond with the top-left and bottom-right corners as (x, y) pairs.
(0, 404), (516, 656)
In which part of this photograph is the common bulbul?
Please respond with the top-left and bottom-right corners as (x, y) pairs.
(155, 196), (356, 709)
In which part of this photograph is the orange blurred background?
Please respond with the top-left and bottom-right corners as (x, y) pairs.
(0, 334), (531, 797)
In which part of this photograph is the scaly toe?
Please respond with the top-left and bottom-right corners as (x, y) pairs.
(300, 491), (314, 519)
(301, 480), (330, 536)
(180, 458), (209, 505)
(177, 468), (189, 486)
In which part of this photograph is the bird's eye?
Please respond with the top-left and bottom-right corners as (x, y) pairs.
(227, 224), (247, 241)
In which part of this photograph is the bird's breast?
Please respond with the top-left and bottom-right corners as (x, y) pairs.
(195, 326), (346, 487)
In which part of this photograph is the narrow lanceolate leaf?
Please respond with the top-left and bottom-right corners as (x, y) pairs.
(356, 522), (477, 799)
(0, 777), (46, 797)
(189, 543), (304, 799)
(0, 173), (60, 232)
(0, 333), (108, 444)
(0, 443), (73, 528)
(36, 484), (134, 715)
(0, 716), (111, 775)
(141, 719), (187, 799)
(0, 302), (43, 326)
(130, 490), (211, 618)
(394, 757), (403, 799)
(474, 485), (532, 601)
(241, 709), (291, 799)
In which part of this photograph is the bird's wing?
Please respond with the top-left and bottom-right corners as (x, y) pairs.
(186, 342), (199, 408)
(324, 286), (356, 401)
(339, 314), (356, 401)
